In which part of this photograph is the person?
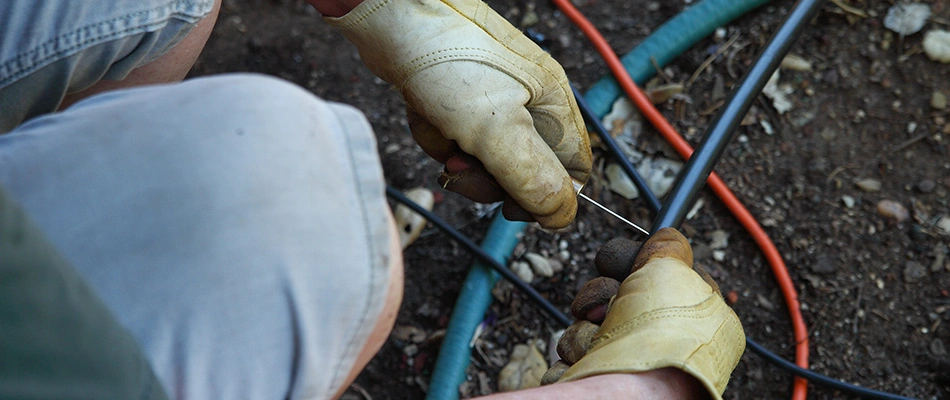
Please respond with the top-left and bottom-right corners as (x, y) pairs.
(0, 0), (745, 399)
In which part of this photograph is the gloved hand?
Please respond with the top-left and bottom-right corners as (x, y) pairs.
(324, 0), (592, 229)
(542, 228), (745, 400)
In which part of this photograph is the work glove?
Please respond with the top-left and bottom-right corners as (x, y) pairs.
(542, 228), (745, 400)
(324, 0), (592, 229)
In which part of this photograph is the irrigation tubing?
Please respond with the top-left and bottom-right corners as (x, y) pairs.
(551, 0), (914, 398)
(387, 187), (914, 399)
(385, 186), (572, 328)
(651, 0), (823, 230)
(744, 340), (916, 400)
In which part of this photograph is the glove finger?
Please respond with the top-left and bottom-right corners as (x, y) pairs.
(632, 227), (694, 275)
(594, 237), (643, 281)
(569, 276), (620, 322)
(526, 106), (592, 184)
(404, 65), (579, 229)
(555, 320), (599, 364)
(407, 108), (456, 163)
(436, 154), (507, 204)
(540, 360), (571, 386)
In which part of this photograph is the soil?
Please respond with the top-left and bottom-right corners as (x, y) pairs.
(192, 0), (950, 398)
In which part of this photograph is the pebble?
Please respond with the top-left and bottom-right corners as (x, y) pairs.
(393, 187), (434, 249)
(855, 178), (882, 192)
(903, 261), (927, 283)
(883, 3), (931, 36)
(811, 254), (838, 275)
(937, 216), (950, 234)
(498, 344), (547, 391)
(781, 54), (813, 71)
(392, 325), (427, 343)
(842, 195), (856, 208)
(932, 91), (948, 110)
(511, 261), (534, 282)
(923, 29), (950, 63)
(712, 250), (726, 262)
(932, 339), (947, 357)
(524, 252), (555, 278)
(877, 200), (910, 222)
(708, 230), (730, 249)
(917, 179), (937, 193)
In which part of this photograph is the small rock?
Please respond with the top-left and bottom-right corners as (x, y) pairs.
(842, 195), (856, 208)
(811, 254), (838, 275)
(923, 29), (950, 63)
(883, 3), (931, 36)
(903, 261), (927, 283)
(931, 91), (948, 110)
(712, 250), (726, 262)
(932, 339), (948, 357)
(511, 261), (534, 282)
(855, 178), (882, 192)
(393, 187), (434, 249)
(937, 216), (950, 234)
(877, 200), (910, 222)
(605, 163), (638, 200)
(762, 70), (794, 114)
(917, 179), (937, 193)
(498, 344), (547, 391)
(519, 9), (539, 27)
(524, 252), (555, 278)
(756, 294), (775, 311)
(781, 54), (813, 71)
(708, 230), (730, 249)
(932, 251), (946, 273)
(392, 325), (427, 343)
(726, 290), (739, 305)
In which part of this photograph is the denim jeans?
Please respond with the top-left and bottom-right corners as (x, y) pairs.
(0, 2), (398, 397)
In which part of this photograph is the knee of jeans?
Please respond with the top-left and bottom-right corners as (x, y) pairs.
(201, 73), (321, 108)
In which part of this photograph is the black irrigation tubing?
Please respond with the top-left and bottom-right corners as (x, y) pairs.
(570, 83), (663, 213)
(385, 186), (573, 328)
(650, 0), (823, 231)
(744, 340), (915, 400)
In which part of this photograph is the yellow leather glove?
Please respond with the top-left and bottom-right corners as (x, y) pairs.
(324, 0), (592, 229)
(543, 228), (745, 399)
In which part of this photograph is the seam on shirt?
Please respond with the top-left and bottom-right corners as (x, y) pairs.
(0, 0), (213, 88)
(311, 105), (386, 399)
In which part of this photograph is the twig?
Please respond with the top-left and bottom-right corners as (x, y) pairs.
(889, 131), (929, 154)
(651, 56), (672, 83)
(688, 33), (740, 88)
(726, 41), (751, 79)
(830, 0), (868, 18)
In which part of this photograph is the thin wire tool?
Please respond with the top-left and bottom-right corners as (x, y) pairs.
(573, 180), (650, 236)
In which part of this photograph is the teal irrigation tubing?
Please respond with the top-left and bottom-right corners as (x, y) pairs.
(583, 0), (770, 117)
(425, 213), (526, 400)
(426, 0), (768, 397)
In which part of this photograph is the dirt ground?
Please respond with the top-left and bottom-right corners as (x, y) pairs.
(193, 0), (949, 398)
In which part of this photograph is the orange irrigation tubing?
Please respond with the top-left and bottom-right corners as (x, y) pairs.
(550, 0), (810, 398)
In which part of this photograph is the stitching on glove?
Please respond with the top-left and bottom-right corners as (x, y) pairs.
(328, 0), (393, 27)
(593, 294), (721, 345)
(395, 48), (542, 93)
